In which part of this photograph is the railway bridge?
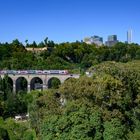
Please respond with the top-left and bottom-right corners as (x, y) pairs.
(0, 73), (80, 93)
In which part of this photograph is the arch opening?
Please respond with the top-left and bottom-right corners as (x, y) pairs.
(2, 76), (13, 92)
(16, 77), (28, 93)
(48, 77), (61, 89)
(30, 77), (43, 91)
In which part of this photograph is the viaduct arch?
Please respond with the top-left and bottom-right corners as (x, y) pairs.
(16, 77), (28, 93)
(0, 74), (80, 93)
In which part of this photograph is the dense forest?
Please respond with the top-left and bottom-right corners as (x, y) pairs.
(0, 38), (140, 70)
(0, 38), (140, 139)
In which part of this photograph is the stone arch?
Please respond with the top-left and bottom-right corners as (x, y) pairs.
(16, 77), (28, 93)
(30, 77), (43, 91)
(2, 76), (13, 92)
(48, 77), (61, 89)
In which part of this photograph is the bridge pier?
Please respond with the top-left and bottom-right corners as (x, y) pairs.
(43, 84), (48, 90)
(28, 84), (31, 93)
(12, 79), (16, 93)
(13, 83), (16, 93)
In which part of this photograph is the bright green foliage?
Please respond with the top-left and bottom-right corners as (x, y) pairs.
(0, 117), (36, 140)
(0, 117), (10, 140)
(41, 101), (102, 140)
(127, 130), (140, 140)
(26, 60), (140, 139)
(28, 90), (62, 134)
(22, 129), (36, 140)
(103, 118), (126, 140)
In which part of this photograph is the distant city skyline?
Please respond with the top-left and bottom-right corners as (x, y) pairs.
(0, 0), (139, 44)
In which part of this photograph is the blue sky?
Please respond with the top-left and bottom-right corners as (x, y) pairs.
(0, 0), (139, 44)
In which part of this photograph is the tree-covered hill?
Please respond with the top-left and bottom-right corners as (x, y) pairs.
(9, 60), (138, 140)
(0, 38), (140, 139)
(0, 38), (140, 70)
(0, 60), (140, 139)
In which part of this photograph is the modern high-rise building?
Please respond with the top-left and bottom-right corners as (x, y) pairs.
(108, 35), (117, 42)
(84, 35), (103, 46)
(90, 36), (103, 46)
(127, 29), (132, 44)
(105, 35), (118, 47)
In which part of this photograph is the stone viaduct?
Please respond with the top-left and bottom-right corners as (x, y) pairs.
(0, 73), (80, 93)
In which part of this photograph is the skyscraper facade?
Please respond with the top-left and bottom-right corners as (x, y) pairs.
(108, 35), (117, 42)
(84, 35), (103, 46)
(90, 36), (103, 46)
(127, 29), (132, 44)
(105, 35), (118, 47)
